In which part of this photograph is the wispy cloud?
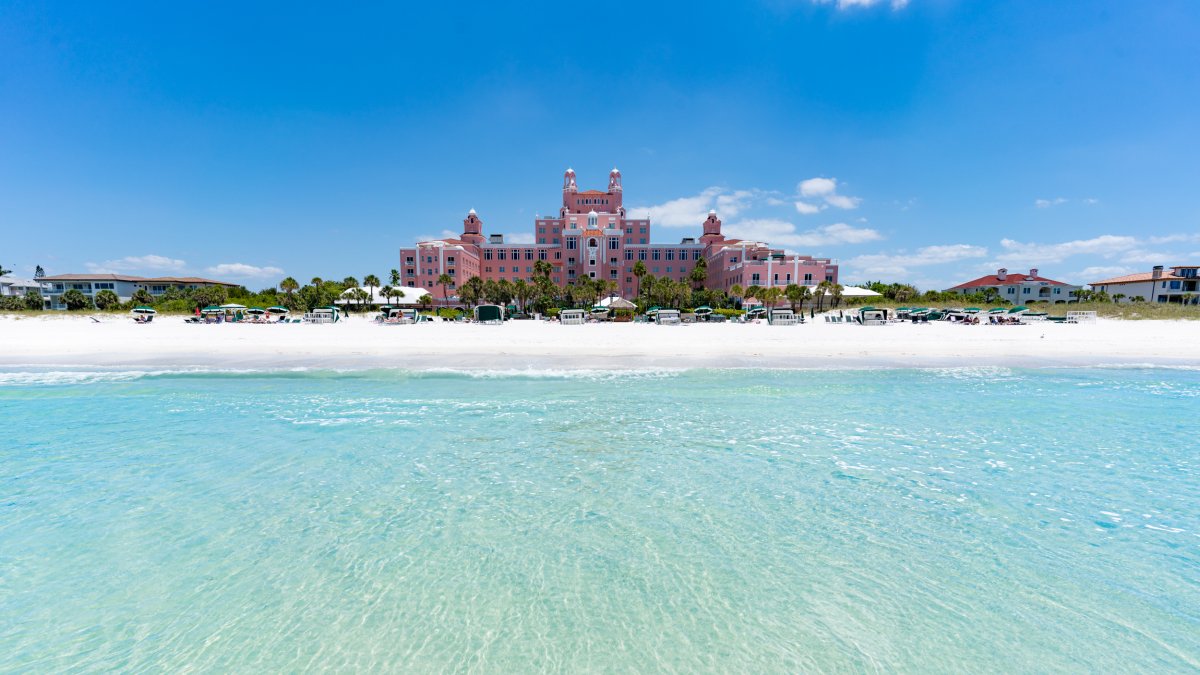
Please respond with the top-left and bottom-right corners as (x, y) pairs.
(633, 187), (724, 226)
(1034, 197), (1068, 208)
(992, 235), (1139, 266)
(794, 177), (860, 214)
(1079, 265), (1134, 281)
(726, 220), (882, 248)
(505, 232), (535, 245)
(812, 0), (910, 10)
(845, 244), (989, 278)
(206, 263), (284, 278)
(85, 254), (187, 274)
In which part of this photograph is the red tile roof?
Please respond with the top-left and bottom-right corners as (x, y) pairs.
(949, 274), (1072, 290)
(1089, 271), (1182, 285)
(577, 190), (608, 196)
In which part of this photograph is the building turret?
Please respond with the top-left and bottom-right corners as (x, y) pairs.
(461, 208), (484, 244)
(700, 209), (724, 243)
(563, 168), (578, 193)
(608, 167), (622, 192)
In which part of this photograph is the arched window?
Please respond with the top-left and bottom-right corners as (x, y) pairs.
(588, 238), (598, 248)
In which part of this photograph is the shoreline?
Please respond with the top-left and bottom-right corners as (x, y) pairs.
(2, 314), (1198, 371)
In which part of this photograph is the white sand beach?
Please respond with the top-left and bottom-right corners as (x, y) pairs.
(1, 313), (1196, 370)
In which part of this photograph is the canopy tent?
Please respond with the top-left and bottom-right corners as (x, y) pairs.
(200, 305), (224, 315)
(131, 306), (156, 314)
(599, 296), (636, 309)
(1008, 305), (1029, 314)
(963, 307), (982, 313)
(266, 306), (289, 314)
(988, 308), (1008, 314)
(474, 304), (504, 323)
(645, 306), (661, 316)
(693, 306), (713, 316)
(245, 307), (266, 315)
(589, 306), (608, 315)
(219, 303), (247, 310)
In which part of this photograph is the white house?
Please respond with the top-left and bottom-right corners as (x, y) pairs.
(40, 274), (238, 309)
(1090, 265), (1199, 303)
(946, 268), (1080, 303)
(0, 276), (44, 300)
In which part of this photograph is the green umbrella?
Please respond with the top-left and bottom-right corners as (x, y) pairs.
(963, 307), (981, 313)
(1008, 305), (1028, 313)
(694, 306), (713, 315)
(858, 306), (876, 312)
(988, 308), (1007, 314)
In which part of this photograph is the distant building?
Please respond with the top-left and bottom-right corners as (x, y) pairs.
(399, 168), (838, 299)
(39, 274), (238, 309)
(0, 276), (44, 300)
(946, 268), (1080, 303)
(1089, 265), (1199, 303)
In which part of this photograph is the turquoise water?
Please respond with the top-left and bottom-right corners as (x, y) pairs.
(1, 367), (1198, 672)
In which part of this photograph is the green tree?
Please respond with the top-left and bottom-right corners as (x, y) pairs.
(192, 285), (228, 309)
(379, 285), (393, 307)
(280, 277), (299, 298)
(513, 279), (532, 314)
(437, 273), (454, 308)
(131, 288), (154, 306)
(34, 265), (45, 278)
(632, 260), (647, 300)
(689, 257), (708, 291)
(459, 275), (483, 308)
(363, 274), (380, 307)
(342, 276), (359, 290)
(60, 288), (90, 310)
(533, 259), (553, 280)
(785, 284), (812, 313)
(24, 289), (43, 310)
(94, 289), (120, 310)
(0, 263), (11, 276)
(390, 268), (401, 288)
(830, 283), (844, 308)
(310, 277), (323, 287)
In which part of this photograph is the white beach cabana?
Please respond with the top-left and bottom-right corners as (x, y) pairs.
(560, 309), (587, 325)
(336, 286), (431, 306)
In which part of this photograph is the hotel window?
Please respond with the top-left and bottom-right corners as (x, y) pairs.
(538, 238), (545, 244)
(447, 256), (455, 264)
(588, 213), (598, 227)
(609, 238), (618, 249)
(803, 273), (812, 282)
(609, 270), (618, 279)
(555, 252), (562, 260)
(625, 228), (633, 234)
(499, 267), (505, 273)
(72, 283), (88, 290)
(773, 274), (779, 284)
(1008, 288), (1015, 294)
(538, 227), (546, 234)
(1023, 288), (1031, 294)
(553, 238), (560, 245)
(405, 257), (414, 264)
(666, 267), (672, 273)
(666, 250), (675, 261)
(568, 257), (575, 265)
(526, 266), (533, 273)
(498, 250), (506, 260)
(680, 267), (687, 275)
(825, 274), (834, 282)
(639, 227), (647, 234)
(652, 250), (661, 261)
(406, 269), (415, 276)
(785, 274), (792, 282)
(653, 267), (660, 274)
(625, 251), (633, 261)
(589, 272), (596, 278)
(693, 251), (701, 260)
(1169, 280), (1181, 289)
(588, 238), (598, 248)
(485, 267), (492, 273)
(525, 250), (533, 260)
(568, 270), (576, 278)
(751, 273), (761, 283)
(639, 238), (646, 245)
(94, 282), (114, 290)
(567, 239), (577, 250)
(484, 250), (493, 260)
(638, 250), (647, 260)
(1054, 288), (1061, 294)
(539, 251), (547, 260)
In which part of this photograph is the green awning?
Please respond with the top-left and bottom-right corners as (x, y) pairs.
(858, 306), (876, 312)
(988, 308), (1007, 314)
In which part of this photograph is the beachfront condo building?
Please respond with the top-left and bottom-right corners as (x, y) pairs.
(946, 268), (1081, 303)
(1089, 265), (1200, 303)
(399, 168), (838, 300)
(40, 274), (239, 309)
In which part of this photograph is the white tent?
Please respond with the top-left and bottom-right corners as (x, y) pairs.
(598, 296), (636, 309)
(817, 286), (881, 298)
(336, 286), (431, 306)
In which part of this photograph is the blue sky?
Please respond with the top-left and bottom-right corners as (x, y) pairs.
(2, 0), (1198, 289)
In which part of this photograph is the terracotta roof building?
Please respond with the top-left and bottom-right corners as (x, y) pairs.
(1090, 265), (1199, 303)
(945, 268), (1081, 303)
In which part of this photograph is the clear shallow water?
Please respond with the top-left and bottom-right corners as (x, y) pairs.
(1, 367), (1198, 673)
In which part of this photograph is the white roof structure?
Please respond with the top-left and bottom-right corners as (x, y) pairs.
(598, 296), (636, 309)
(818, 286), (881, 298)
(336, 286), (431, 306)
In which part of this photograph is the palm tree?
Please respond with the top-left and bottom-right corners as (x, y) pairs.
(0, 263), (11, 276)
(280, 277), (299, 299)
(310, 277), (323, 287)
(379, 285), (393, 308)
(389, 268), (401, 288)
(689, 257), (708, 291)
(632, 260), (647, 301)
(533, 259), (553, 280)
(814, 280), (831, 311)
(730, 284), (743, 302)
(785, 283), (811, 313)
(342, 276), (359, 290)
(830, 283), (844, 308)
(363, 274), (380, 308)
(437, 273), (453, 309)
(513, 279), (532, 314)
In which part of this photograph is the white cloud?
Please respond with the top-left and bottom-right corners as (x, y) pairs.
(715, 189), (761, 218)
(992, 235), (1138, 265)
(726, 220), (882, 248)
(1148, 233), (1200, 245)
(845, 244), (988, 277)
(824, 194), (862, 210)
(1079, 266), (1133, 281)
(796, 176), (860, 211)
(812, 0), (909, 10)
(1083, 198), (1100, 205)
(205, 263), (284, 279)
(505, 232), (535, 245)
(416, 229), (461, 242)
(633, 187), (724, 226)
(85, 254), (187, 274)
(1035, 197), (1069, 208)
(799, 177), (837, 197)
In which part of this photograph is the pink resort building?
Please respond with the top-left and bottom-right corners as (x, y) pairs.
(399, 169), (838, 299)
